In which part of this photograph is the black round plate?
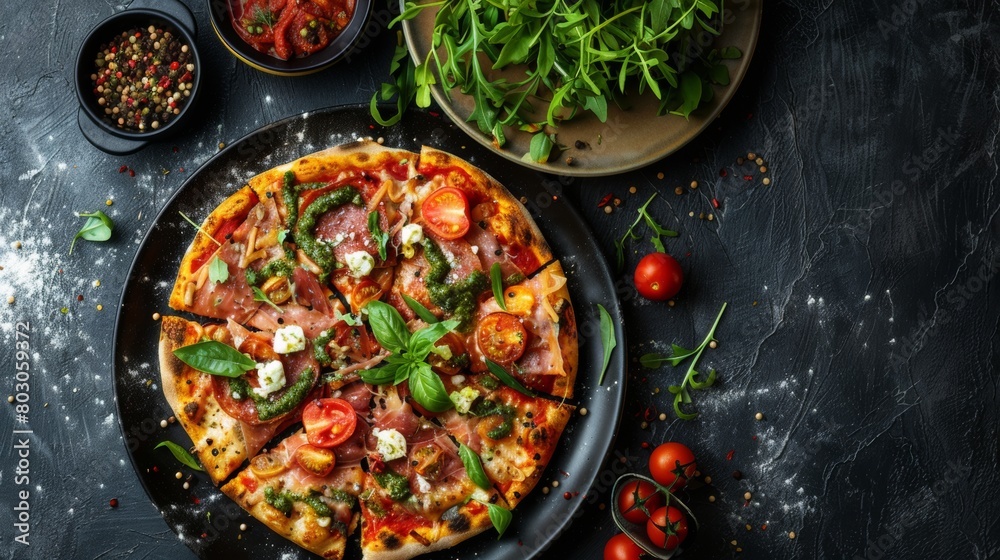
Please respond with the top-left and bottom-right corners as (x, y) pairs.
(113, 105), (626, 559)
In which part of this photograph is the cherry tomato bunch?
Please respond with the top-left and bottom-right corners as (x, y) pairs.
(605, 442), (698, 560)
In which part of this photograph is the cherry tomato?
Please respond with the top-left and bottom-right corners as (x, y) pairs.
(294, 443), (336, 477)
(422, 187), (471, 240)
(249, 451), (288, 478)
(633, 253), (683, 301)
(476, 312), (528, 364)
(649, 442), (697, 490)
(302, 398), (357, 448)
(351, 279), (384, 315)
(603, 533), (644, 560)
(617, 480), (664, 524)
(646, 506), (688, 551)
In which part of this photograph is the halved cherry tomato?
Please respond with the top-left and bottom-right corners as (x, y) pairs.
(476, 312), (528, 364)
(294, 443), (336, 477)
(302, 398), (357, 448)
(409, 443), (445, 480)
(351, 279), (384, 315)
(249, 451), (288, 478)
(502, 285), (535, 316)
(617, 480), (664, 524)
(422, 187), (471, 240)
(646, 506), (688, 551)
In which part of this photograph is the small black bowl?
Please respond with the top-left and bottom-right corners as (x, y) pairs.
(75, 0), (202, 155)
(207, 0), (373, 76)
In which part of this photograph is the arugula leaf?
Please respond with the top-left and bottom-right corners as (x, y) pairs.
(335, 309), (362, 327)
(490, 263), (507, 311)
(208, 255), (228, 285)
(408, 362), (453, 412)
(370, 33), (417, 127)
(615, 193), (679, 270)
(69, 211), (113, 255)
(459, 443), (491, 490)
(485, 359), (536, 397)
(172, 341), (257, 378)
(597, 304), (616, 385)
(365, 300), (411, 353)
(482, 502), (512, 538)
(252, 286), (284, 314)
(155, 441), (204, 472)
(368, 211), (389, 261)
(643, 302), (727, 419)
(402, 294), (439, 324)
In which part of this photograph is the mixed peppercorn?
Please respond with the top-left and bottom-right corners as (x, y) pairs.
(90, 25), (196, 133)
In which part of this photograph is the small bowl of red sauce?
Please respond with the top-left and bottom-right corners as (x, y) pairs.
(208, 0), (373, 76)
(75, 0), (202, 155)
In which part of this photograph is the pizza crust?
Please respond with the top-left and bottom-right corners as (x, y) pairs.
(158, 316), (248, 484)
(360, 498), (495, 560)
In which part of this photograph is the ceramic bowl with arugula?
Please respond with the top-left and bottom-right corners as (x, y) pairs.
(375, 0), (762, 175)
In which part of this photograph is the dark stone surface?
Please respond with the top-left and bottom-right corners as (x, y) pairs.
(0, 0), (997, 559)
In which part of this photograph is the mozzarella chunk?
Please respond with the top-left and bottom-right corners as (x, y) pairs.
(253, 360), (286, 398)
(374, 428), (407, 461)
(345, 251), (375, 278)
(414, 474), (432, 493)
(401, 223), (424, 246)
(449, 386), (480, 415)
(272, 325), (306, 354)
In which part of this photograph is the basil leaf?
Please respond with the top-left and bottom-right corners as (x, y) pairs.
(69, 211), (114, 255)
(402, 294), (438, 324)
(359, 362), (400, 385)
(719, 46), (743, 59)
(365, 300), (411, 353)
(155, 441), (204, 472)
(528, 132), (554, 164)
(393, 361), (413, 385)
(484, 359), (536, 397)
(252, 286), (284, 314)
(408, 363), (453, 412)
(408, 319), (460, 361)
(597, 304), (616, 385)
(490, 263), (507, 311)
(368, 210), (389, 261)
(277, 229), (289, 243)
(483, 502), (512, 538)
(172, 341), (256, 378)
(459, 443), (491, 490)
(208, 255), (229, 285)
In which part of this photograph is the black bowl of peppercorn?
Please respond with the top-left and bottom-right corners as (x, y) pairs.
(74, 0), (202, 155)
(207, 0), (373, 76)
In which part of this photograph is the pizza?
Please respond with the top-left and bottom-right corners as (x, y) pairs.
(156, 141), (579, 560)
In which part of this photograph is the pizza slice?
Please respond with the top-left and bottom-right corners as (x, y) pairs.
(439, 375), (574, 508)
(221, 380), (374, 560)
(455, 260), (579, 398)
(359, 385), (502, 560)
(158, 316), (321, 483)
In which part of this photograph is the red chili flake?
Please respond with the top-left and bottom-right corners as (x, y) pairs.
(118, 165), (128, 173)
(110, 46), (117, 54)
(761, 524), (767, 531)
(180, 71), (193, 83)
(76, 295), (84, 301)
(201, 533), (208, 538)
(745, 113), (753, 120)
(152, 465), (159, 472)
(192, 497), (201, 505)
(157, 76), (172, 89)
(752, 435), (757, 441)
(368, 124), (376, 129)
(726, 449), (735, 461)
(129, 169), (136, 177)
(179, 167), (185, 173)
(172, 146), (180, 153)
(712, 198), (720, 209)
(109, 498), (119, 508)
(642, 406), (657, 422)
(743, 175), (753, 181)
(641, 441), (651, 449)
(597, 193), (614, 208)
(429, 111), (440, 118)
(563, 492), (572, 500)
(719, 168), (728, 177)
